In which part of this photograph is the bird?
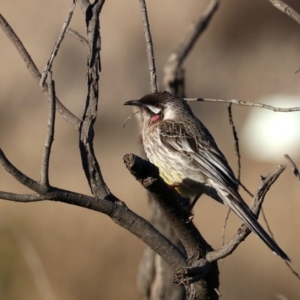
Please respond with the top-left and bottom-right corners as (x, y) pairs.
(124, 91), (290, 261)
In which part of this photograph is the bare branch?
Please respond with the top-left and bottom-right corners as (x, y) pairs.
(124, 153), (219, 298)
(40, 1), (77, 87)
(0, 14), (81, 130)
(267, 0), (300, 25)
(206, 165), (285, 262)
(284, 261), (300, 280)
(185, 97), (300, 112)
(77, 0), (117, 202)
(221, 209), (231, 248)
(284, 154), (300, 181)
(222, 104), (241, 248)
(164, 0), (220, 94)
(66, 28), (89, 49)
(124, 153), (212, 259)
(40, 71), (56, 188)
(77, 0), (90, 13)
(227, 104), (241, 182)
(0, 184), (187, 278)
(0, 148), (44, 194)
(138, 0), (158, 93)
(0, 192), (46, 202)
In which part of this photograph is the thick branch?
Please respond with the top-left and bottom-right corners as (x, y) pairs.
(78, 0), (115, 200)
(124, 153), (219, 299)
(0, 184), (187, 274)
(124, 153), (212, 260)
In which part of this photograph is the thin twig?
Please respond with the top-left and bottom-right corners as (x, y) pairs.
(185, 97), (300, 112)
(206, 165), (285, 262)
(267, 0), (300, 25)
(240, 182), (275, 251)
(222, 104), (241, 247)
(164, 0), (220, 94)
(138, 0), (157, 93)
(40, 1), (77, 87)
(284, 154), (300, 181)
(227, 104), (241, 182)
(40, 71), (56, 188)
(221, 209), (230, 247)
(0, 13), (81, 130)
(123, 110), (141, 128)
(284, 261), (300, 280)
(66, 28), (89, 49)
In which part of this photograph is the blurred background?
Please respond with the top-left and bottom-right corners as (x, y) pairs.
(1, 0), (300, 299)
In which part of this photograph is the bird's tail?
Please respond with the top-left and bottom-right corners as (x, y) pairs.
(215, 184), (291, 262)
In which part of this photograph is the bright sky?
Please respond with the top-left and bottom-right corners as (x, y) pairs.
(241, 95), (300, 162)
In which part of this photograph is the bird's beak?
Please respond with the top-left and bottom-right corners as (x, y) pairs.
(124, 100), (142, 107)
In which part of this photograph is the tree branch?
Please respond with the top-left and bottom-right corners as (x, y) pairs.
(40, 71), (56, 188)
(0, 148), (44, 194)
(138, 0), (158, 93)
(0, 192), (46, 202)
(0, 183), (187, 277)
(77, 0), (116, 201)
(163, 0), (220, 95)
(267, 0), (300, 25)
(124, 153), (220, 299)
(206, 165), (285, 262)
(40, 0), (76, 87)
(0, 13), (81, 130)
(185, 97), (300, 112)
(284, 154), (300, 181)
(66, 28), (89, 49)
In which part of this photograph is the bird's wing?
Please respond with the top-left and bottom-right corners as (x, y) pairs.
(159, 120), (238, 191)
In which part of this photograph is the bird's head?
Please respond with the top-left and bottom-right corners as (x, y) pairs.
(124, 91), (192, 125)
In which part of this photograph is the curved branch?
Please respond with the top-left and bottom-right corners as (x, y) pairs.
(0, 148), (44, 194)
(0, 183), (187, 274)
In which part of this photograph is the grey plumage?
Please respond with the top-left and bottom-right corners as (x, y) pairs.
(124, 91), (290, 262)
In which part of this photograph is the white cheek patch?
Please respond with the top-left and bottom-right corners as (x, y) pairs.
(146, 105), (162, 114)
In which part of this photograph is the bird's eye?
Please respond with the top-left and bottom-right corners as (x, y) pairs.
(154, 103), (161, 108)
